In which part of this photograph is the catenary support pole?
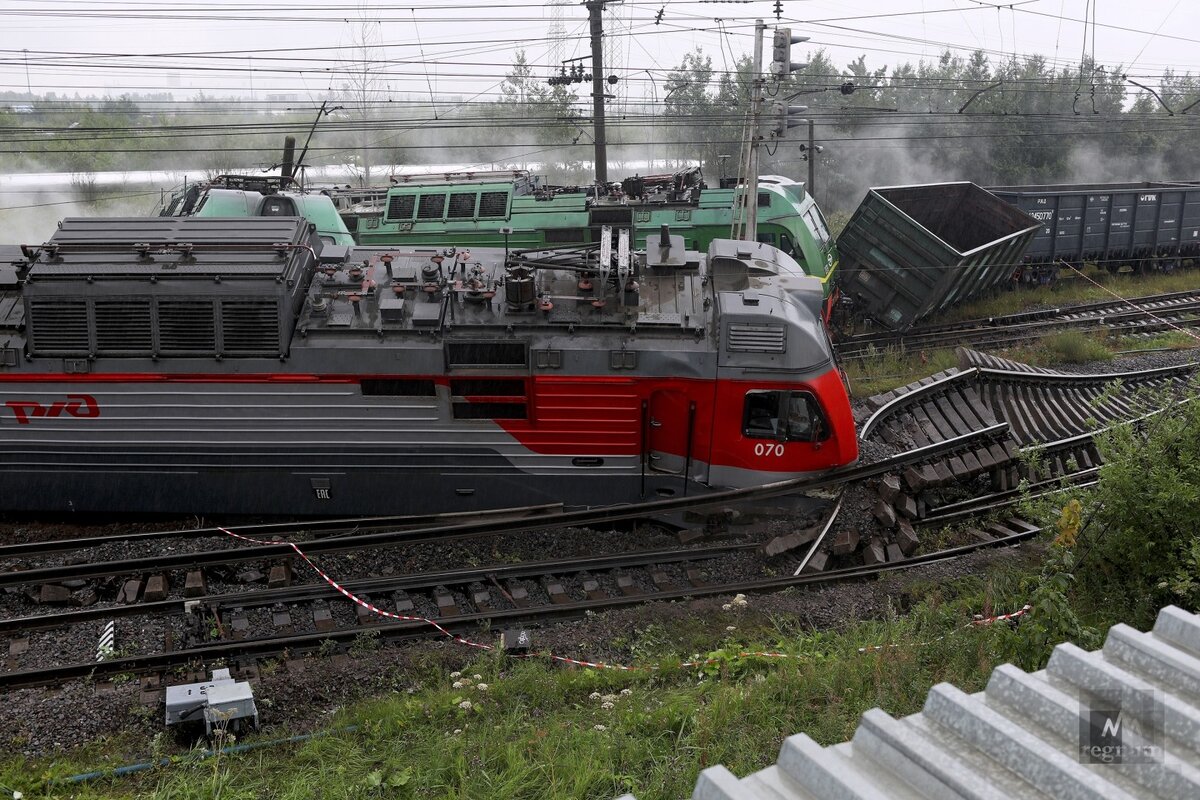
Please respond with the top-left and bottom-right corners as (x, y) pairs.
(587, 1), (609, 188)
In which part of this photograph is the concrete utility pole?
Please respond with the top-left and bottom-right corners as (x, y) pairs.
(736, 23), (808, 239)
(808, 118), (816, 199)
(585, 0), (612, 187)
(733, 20), (767, 242)
(745, 20), (765, 242)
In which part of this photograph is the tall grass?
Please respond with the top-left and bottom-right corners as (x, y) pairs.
(928, 269), (1200, 325)
(841, 346), (960, 397)
(1030, 331), (1113, 365)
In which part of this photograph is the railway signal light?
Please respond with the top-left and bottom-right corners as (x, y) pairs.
(771, 102), (808, 139)
(770, 27), (809, 78)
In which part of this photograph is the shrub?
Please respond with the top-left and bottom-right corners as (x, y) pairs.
(1082, 393), (1200, 616)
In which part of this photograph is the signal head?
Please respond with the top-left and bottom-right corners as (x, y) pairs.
(770, 28), (810, 77)
(770, 102), (808, 138)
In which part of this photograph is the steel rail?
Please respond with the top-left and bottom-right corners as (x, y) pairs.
(0, 424), (1011, 589)
(1, 543), (758, 634)
(836, 289), (1200, 359)
(0, 504), (566, 560)
(0, 519), (1047, 692)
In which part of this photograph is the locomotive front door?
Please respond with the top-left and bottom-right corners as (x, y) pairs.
(647, 389), (692, 475)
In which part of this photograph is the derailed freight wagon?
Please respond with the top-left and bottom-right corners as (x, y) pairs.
(988, 181), (1200, 274)
(836, 183), (1039, 331)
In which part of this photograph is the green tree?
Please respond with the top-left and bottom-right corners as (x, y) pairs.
(495, 50), (580, 169)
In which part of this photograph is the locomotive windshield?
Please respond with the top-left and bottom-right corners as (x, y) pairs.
(802, 206), (831, 247)
(742, 390), (828, 442)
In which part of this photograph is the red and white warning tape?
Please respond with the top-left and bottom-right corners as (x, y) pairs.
(220, 528), (1031, 671)
(972, 604), (1032, 625)
(1062, 262), (1200, 343)
(856, 604), (1032, 653)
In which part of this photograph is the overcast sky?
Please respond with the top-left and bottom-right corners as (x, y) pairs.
(1, 1), (1197, 107)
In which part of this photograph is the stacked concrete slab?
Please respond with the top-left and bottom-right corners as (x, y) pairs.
(618, 605), (1200, 799)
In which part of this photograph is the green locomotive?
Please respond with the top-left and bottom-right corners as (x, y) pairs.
(331, 167), (839, 298)
(159, 167), (840, 309)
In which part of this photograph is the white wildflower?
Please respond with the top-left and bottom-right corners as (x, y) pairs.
(589, 692), (602, 700)
(450, 671), (462, 679)
(731, 593), (748, 608)
(721, 604), (732, 611)
(458, 700), (473, 710)
(476, 683), (489, 691)
(726, 626), (737, 632)
(593, 724), (607, 732)
(601, 694), (618, 703)
(619, 688), (632, 696)
(453, 728), (463, 735)
(473, 674), (482, 680)
(601, 701), (615, 710)
(452, 680), (466, 689)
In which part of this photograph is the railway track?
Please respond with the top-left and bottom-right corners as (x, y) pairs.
(1, 515), (1047, 693)
(0, 504), (566, 559)
(832, 348), (1198, 562)
(3, 350), (1192, 695)
(835, 288), (1200, 360)
(1, 423), (1012, 692)
(0, 425), (1007, 591)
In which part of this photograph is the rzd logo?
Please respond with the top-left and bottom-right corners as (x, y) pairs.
(4, 394), (100, 424)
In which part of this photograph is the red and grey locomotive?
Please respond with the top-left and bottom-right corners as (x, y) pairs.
(0, 216), (856, 516)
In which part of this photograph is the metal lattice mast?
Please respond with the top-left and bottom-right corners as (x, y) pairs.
(546, 0), (568, 69)
(602, 2), (629, 113)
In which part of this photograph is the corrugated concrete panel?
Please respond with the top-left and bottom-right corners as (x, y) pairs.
(619, 606), (1200, 800)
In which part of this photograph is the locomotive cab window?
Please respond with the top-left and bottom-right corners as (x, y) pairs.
(742, 390), (828, 442)
(779, 232), (796, 258)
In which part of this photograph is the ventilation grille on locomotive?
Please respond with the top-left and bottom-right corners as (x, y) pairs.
(27, 297), (281, 357)
(386, 194), (416, 221)
(27, 300), (88, 352)
(478, 191), (509, 217)
(221, 301), (281, 353)
(159, 301), (216, 353)
(726, 323), (786, 353)
(590, 207), (634, 225)
(94, 300), (152, 352)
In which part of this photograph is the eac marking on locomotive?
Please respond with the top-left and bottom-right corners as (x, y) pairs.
(4, 394), (100, 424)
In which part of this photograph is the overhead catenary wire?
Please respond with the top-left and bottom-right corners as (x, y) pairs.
(0, 2), (1195, 179)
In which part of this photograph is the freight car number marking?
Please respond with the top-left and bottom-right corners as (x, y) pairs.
(753, 442), (785, 457)
(3, 394), (100, 424)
